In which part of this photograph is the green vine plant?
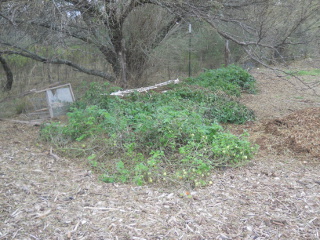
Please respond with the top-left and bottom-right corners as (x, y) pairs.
(40, 65), (258, 187)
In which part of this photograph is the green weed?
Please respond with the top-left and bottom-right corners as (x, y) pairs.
(40, 67), (258, 187)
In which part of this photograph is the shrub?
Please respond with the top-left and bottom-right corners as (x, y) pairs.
(186, 64), (256, 96)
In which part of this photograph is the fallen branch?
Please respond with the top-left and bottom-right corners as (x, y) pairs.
(110, 79), (180, 97)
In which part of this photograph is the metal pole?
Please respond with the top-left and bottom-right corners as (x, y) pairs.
(188, 23), (192, 78)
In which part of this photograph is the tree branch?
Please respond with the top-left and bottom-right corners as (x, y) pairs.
(206, 20), (275, 49)
(0, 48), (115, 82)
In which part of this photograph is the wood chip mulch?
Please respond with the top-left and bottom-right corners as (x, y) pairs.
(1, 120), (320, 239)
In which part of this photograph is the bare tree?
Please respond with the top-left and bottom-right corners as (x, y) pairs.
(0, 0), (219, 90)
(0, 0), (319, 91)
(204, 0), (320, 66)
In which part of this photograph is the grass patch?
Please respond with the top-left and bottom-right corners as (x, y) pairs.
(40, 66), (258, 187)
(293, 96), (304, 100)
(286, 69), (320, 76)
(296, 69), (320, 76)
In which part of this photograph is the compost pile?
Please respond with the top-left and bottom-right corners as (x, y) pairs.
(254, 108), (320, 159)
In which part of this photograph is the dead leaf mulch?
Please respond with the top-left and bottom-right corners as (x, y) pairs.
(262, 108), (320, 158)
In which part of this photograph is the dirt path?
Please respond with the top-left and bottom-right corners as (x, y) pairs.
(1, 67), (320, 239)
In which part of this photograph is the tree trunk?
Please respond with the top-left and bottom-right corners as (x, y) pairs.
(0, 55), (13, 91)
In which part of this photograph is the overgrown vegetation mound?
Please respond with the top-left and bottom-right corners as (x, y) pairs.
(41, 65), (258, 186)
(186, 64), (256, 97)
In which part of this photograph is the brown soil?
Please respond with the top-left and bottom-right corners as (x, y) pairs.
(1, 63), (320, 239)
